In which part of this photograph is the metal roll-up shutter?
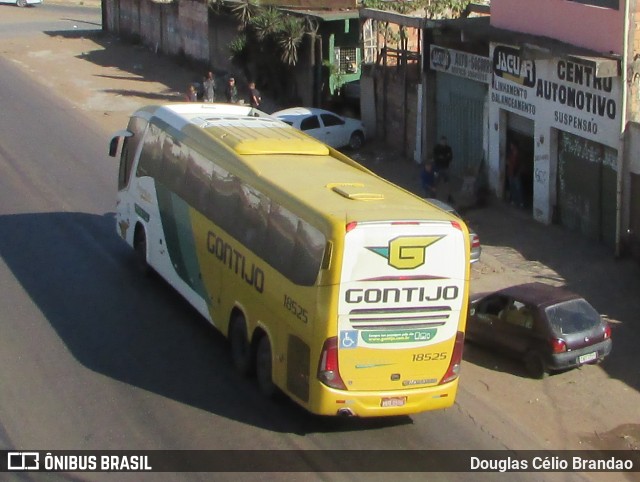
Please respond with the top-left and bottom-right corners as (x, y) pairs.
(435, 72), (486, 179)
(557, 131), (617, 246)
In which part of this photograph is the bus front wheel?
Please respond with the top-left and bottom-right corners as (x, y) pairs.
(229, 314), (253, 377)
(256, 336), (278, 398)
(133, 226), (150, 276)
(348, 131), (364, 150)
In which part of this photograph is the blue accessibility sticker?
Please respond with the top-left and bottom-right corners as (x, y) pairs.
(340, 330), (358, 349)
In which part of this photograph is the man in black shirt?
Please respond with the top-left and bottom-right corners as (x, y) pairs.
(433, 136), (453, 183)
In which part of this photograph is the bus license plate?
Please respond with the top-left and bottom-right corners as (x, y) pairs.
(578, 352), (597, 364)
(381, 397), (406, 408)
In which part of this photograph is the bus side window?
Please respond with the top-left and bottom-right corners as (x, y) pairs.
(208, 165), (241, 236)
(264, 204), (297, 279)
(291, 220), (325, 286)
(118, 117), (147, 190)
(137, 124), (163, 179)
(158, 135), (188, 194)
(239, 185), (268, 256)
(182, 149), (213, 214)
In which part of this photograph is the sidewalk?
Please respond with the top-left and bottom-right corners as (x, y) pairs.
(3, 21), (640, 454)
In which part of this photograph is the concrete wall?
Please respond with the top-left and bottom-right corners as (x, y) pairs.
(163, 8), (181, 57)
(366, 66), (419, 158)
(179, 0), (209, 62)
(628, 121), (640, 174)
(208, 12), (238, 75)
(105, 0), (209, 64)
(491, 0), (624, 55)
(139, 0), (161, 51)
(118, 0), (140, 40)
(629, 3), (640, 123)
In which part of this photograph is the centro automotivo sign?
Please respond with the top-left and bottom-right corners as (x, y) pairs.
(490, 44), (621, 144)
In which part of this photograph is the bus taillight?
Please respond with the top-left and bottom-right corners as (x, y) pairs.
(439, 331), (465, 385)
(317, 337), (347, 390)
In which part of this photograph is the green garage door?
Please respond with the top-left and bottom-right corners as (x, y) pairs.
(435, 73), (486, 179)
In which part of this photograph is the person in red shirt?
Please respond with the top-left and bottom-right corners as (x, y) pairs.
(507, 140), (523, 207)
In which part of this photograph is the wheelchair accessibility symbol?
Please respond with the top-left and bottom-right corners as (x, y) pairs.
(340, 330), (358, 349)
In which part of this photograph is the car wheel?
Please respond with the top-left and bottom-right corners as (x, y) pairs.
(17, 0), (27, 6)
(256, 336), (278, 398)
(133, 226), (151, 276)
(348, 131), (364, 150)
(229, 314), (253, 377)
(524, 351), (548, 379)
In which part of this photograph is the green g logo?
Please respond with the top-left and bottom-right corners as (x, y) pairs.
(368, 236), (443, 270)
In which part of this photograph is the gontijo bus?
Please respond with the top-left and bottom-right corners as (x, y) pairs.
(108, 103), (470, 417)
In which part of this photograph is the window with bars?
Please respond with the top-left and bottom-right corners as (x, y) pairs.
(335, 47), (359, 74)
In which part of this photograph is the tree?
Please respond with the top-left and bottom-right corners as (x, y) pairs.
(220, 0), (313, 103)
(362, 0), (471, 18)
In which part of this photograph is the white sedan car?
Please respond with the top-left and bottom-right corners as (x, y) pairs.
(272, 107), (366, 150)
(1, 0), (42, 6)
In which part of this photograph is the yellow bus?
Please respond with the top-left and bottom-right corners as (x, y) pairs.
(109, 104), (470, 417)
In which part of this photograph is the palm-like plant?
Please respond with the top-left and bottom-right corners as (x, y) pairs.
(250, 7), (283, 41)
(207, 0), (225, 15)
(278, 16), (305, 65)
(231, 0), (258, 26)
(228, 33), (248, 64)
(228, 33), (247, 55)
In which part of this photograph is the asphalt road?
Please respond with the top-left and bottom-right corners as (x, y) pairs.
(0, 49), (572, 481)
(0, 5), (633, 482)
(0, 3), (100, 38)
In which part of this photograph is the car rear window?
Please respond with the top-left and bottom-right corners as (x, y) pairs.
(545, 298), (601, 335)
(300, 116), (321, 131)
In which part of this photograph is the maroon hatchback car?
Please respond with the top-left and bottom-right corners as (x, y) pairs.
(467, 282), (612, 378)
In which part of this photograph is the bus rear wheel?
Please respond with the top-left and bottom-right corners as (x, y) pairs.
(256, 336), (278, 398)
(229, 314), (253, 377)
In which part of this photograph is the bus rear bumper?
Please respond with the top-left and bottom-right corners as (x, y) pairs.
(309, 380), (459, 417)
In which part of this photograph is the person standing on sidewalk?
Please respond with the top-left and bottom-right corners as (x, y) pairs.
(184, 84), (197, 102)
(507, 140), (523, 207)
(248, 81), (261, 108)
(433, 136), (453, 184)
(203, 71), (216, 103)
(433, 136), (453, 201)
(225, 77), (239, 104)
(420, 160), (437, 198)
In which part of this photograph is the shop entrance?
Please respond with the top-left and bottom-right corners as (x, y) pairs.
(505, 127), (534, 210)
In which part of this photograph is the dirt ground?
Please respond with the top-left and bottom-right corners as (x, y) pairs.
(2, 5), (639, 474)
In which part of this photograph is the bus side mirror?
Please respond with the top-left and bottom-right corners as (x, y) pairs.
(109, 130), (133, 157)
(108, 136), (119, 157)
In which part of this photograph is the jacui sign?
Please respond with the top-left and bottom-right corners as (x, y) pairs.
(490, 44), (621, 143)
